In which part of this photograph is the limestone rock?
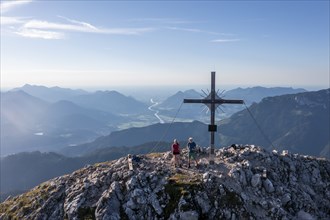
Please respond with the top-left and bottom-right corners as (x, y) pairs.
(1, 145), (329, 220)
(263, 178), (275, 193)
(251, 174), (261, 187)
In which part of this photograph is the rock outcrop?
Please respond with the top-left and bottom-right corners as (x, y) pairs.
(1, 145), (329, 219)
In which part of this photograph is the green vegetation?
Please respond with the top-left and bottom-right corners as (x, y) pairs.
(162, 172), (202, 218)
(117, 115), (156, 130)
(77, 207), (96, 220)
(0, 182), (54, 218)
(146, 152), (164, 159)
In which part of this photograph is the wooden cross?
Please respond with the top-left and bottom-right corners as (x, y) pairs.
(184, 71), (243, 164)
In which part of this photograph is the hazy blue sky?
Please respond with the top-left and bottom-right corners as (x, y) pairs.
(1, 1), (329, 89)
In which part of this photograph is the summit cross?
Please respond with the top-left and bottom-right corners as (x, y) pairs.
(184, 71), (244, 164)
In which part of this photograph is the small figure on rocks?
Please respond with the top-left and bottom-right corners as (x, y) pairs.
(171, 139), (181, 168)
(187, 137), (198, 168)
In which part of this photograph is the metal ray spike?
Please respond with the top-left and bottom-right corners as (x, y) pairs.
(218, 106), (225, 113)
(219, 90), (226, 97)
(201, 89), (208, 96)
(200, 105), (208, 113)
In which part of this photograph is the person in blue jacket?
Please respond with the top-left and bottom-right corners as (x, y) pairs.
(187, 137), (198, 168)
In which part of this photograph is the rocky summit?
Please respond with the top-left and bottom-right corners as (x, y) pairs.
(1, 145), (329, 220)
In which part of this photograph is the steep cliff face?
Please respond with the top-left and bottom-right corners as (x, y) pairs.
(1, 145), (329, 220)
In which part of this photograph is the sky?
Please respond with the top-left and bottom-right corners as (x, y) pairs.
(1, 0), (329, 90)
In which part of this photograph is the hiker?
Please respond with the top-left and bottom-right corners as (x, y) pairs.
(187, 137), (198, 168)
(171, 139), (181, 168)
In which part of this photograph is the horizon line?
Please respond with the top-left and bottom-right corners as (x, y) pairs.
(1, 83), (329, 93)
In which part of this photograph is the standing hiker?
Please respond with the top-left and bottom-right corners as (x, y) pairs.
(187, 137), (198, 168)
(171, 139), (181, 168)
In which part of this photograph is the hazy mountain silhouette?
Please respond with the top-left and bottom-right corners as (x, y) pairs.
(69, 90), (149, 115)
(1, 92), (126, 155)
(157, 87), (307, 120)
(40, 100), (122, 131)
(155, 89), (209, 122)
(11, 84), (88, 102)
(1, 91), (50, 154)
(11, 84), (149, 115)
(158, 89), (201, 110)
(1, 90), (49, 130)
(224, 86), (306, 104)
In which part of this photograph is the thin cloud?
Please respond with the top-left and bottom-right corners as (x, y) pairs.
(15, 28), (65, 40)
(0, 0), (32, 13)
(58, 16), (98, 31)
(211, 39), (241, 43)
(1, 16), (26, 25)
(22, 19), (100, 33)
(128, 18), (193, 24)
(167, 26), (207, 33)
(167, 26), (235, 36)
(13, 17), (154, 39)
(1, 1), (32, 27)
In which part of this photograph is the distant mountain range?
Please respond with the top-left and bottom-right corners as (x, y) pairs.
(2, 84), (307, 155)
(11, 84), (88, 102)
(68, 90), (149, 115)
(1, 88), (328, 201)
(62, 89), (329, 158)
(220, 88), (330, 157)
(157, 86), (307, 120)
(11, 84), (149, 115)
(224, 86), (307, 104)
(0, 90), (136, 155)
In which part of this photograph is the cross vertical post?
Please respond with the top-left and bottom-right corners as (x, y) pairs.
(210, 72), (216, 162)
(183, 71), (243, 165)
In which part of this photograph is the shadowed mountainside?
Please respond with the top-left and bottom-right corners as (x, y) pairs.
(219, 89), (330, 158)
(0, 142), (169, 200)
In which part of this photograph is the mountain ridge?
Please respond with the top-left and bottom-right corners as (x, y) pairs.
(62, 121), (209, 156)
(11, 84), (88, 103)
(157, 86), (307, 120)
(220, 89), (330, 157)
(68, 90), (149, 115)
(0, 142), (169, 201)
(64, 89), (329, 158)
(1, 145), (329, 219)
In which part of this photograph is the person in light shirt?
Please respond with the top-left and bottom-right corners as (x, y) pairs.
(187, 137), (198, 168)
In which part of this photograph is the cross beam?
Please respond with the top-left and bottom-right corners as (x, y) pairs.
(184, 71), (243, 164)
